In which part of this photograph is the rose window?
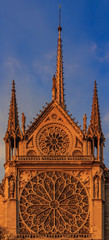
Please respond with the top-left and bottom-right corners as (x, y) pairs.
(35, 124), (70, 155)
(20, 171), (89, 235)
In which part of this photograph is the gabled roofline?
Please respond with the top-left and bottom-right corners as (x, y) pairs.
(25, 100), (83, 138)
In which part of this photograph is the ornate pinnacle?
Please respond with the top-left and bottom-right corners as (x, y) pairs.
(88, 81), (102, 136)
(5, 80), (22, 140)
(7, 80), (19, 132)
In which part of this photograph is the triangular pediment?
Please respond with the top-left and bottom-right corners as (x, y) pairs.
(24, 101), (84, 156)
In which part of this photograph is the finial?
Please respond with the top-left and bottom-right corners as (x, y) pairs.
(83, 113), (87, 134)
(12, 80), (15, 91)
(22, 113), (26, 135)
(94, 80), (98, 95)
(94, 80), (97, 86)
(58, 4), (62, 32)
(12, 79), (15, 84)
(59, 4), (61, 26)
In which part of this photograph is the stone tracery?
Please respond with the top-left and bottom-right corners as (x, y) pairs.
(19, 171), (89, 236)
(35, 124), (71, 155)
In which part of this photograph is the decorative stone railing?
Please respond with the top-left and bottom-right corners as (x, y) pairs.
(16, 155), (95, 162)
(16, 233), (93, 239)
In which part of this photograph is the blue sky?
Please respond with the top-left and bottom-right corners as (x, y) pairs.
(0, 0), (109, 180)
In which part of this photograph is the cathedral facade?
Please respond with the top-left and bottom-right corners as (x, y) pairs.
(0, 16), (109, 240)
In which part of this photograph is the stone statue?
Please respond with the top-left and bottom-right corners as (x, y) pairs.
(10, 177), (15, 198)
(94, 176), (99, 199)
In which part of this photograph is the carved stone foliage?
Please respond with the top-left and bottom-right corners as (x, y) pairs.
(35, 124), (73, 156)
(19, 171), (89, 236)
(19, 171), (37, 193)
(72, 170), (90, 193)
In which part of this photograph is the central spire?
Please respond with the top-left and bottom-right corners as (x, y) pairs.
(52, 5), (65, 109)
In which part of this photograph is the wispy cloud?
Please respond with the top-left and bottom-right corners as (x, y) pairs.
(103, 113), (109, 123)
(65, 63), (80, 74)
(33, 51), (56, 82)
(96, 54), (109, 63)
(44, 51), (56, 61)
(90, 43), (97, 54)
(33, 60), (54, 82)
(90, 43), (109, 62)
(3, 57), (21, 68)
(105, 133), (109, 139)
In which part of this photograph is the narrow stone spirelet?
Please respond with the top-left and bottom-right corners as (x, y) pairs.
(7, 80), (20, 132)
(88, 80), (102, 135)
